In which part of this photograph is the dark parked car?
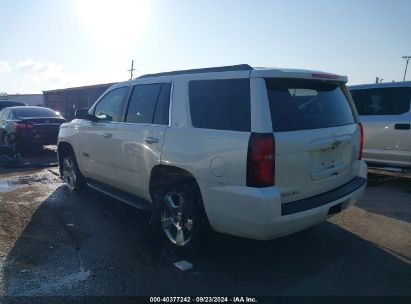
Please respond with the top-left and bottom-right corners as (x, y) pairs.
(0, 106), (65, 149)
(0, 100), (27, 111)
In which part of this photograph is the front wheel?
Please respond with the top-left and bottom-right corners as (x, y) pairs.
(3, 134), (12, 146)
(61, 154), (85, 191)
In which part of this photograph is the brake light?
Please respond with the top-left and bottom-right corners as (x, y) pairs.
(247, 133), (275, 187)
(359, 123), (364, 160)
(12, 122), (33, 129)
(311, 73), (339, 79)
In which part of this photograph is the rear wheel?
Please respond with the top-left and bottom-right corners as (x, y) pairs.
(154, 178), (208, 253)
(61, 153), (85, 191)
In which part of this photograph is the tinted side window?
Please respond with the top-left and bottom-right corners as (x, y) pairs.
(350, 87), (411, 115)
(126, 84), (162, 124)
(266, 79), (355, 132)
(93, 87), (129, 122)
(189, 79), (251, 131)
(153, 83), (171, 125)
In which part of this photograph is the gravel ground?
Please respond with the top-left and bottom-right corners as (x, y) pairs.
(0, 159), (410, 297)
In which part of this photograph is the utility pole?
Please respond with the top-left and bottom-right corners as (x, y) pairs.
(402, 56), (411, 81)
(128, 60), (136, 80)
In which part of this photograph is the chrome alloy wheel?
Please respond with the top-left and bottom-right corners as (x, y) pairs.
(62, 157), (77, 191)
(161, 191), (194, 247)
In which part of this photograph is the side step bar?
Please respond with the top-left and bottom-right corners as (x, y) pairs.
(86, 179), (152, 211)
(368, 167), (411, 179)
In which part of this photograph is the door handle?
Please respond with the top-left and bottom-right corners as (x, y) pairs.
(144, 137), (159, 144)
(394, 123), (410, 130)
(102, 132), (112, 138)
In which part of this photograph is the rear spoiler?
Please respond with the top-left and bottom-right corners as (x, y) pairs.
(251, 69), (348, 83)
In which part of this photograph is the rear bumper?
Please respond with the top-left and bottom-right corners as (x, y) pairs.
(12, 131), (58, 145)
(199, 160), (367, 240)
(281, 176), (365, 216)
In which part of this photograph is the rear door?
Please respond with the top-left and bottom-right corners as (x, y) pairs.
(264, 78), (360, 202)
(350, 86), (411, 168)
(113, 82), (171, 201)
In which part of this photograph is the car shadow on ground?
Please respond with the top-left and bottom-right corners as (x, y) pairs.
(358, 175), (411, 224)
(0, 145), (58, 175)
(3, 185), (411, 296)
(19, 145), (58, 165)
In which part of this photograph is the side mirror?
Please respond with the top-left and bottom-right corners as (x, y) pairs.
(75, 108), (97, 121)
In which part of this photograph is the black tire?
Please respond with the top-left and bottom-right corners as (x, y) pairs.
(3, 134), (12, 146)
(152, 178), (208, 254)
(61, 153), (86, 191)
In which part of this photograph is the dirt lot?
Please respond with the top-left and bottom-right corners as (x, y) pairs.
(0, 148), (410, 297)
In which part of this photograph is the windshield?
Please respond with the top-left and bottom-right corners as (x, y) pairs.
(12, 108), (61, 118)
(265, 78), (356, 132)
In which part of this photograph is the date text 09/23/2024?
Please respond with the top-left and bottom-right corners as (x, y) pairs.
(149, 297), (258, 303)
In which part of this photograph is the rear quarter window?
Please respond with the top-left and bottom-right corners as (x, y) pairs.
(350, 87), (411, 115)
(265, 78), (355, 132)
(189, 78), (251, 132)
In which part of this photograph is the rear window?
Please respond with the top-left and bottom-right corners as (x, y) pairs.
(265, 78), (355, 132)
(12, 108), (61, 118)
(350, 87), (411, 115)
(189, 78), (251, 132)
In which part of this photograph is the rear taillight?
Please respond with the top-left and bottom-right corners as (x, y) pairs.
(359, 123), (364, 160)
(311, 73), (339, 79)
(247, 133), (275, 187)
(12, 122), (33, 129)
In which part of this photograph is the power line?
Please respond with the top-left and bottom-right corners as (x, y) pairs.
(127, 60), (136, 80)
(402, 56), (411, 81)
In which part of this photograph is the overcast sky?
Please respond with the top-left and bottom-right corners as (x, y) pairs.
(1, 0), (410, 94)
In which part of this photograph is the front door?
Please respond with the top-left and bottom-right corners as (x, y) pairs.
(78, 86), (130, 184)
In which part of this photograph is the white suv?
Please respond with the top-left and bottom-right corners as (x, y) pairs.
(57, 64), (367, 249)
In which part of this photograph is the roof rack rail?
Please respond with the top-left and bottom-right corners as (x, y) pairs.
(138, 64), (253, 79)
